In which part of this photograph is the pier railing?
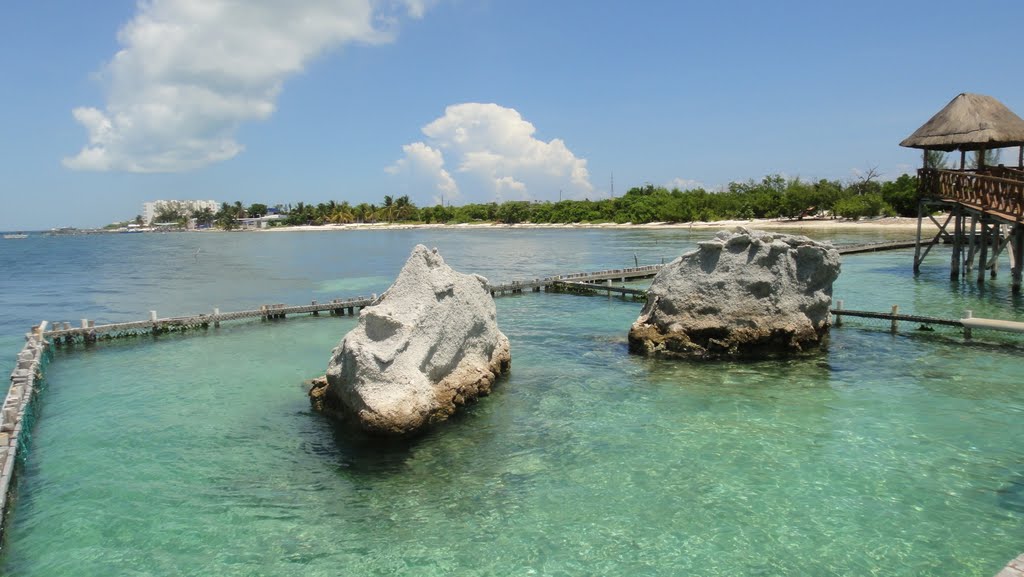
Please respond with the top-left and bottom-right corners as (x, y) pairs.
(919, 168), (1024, 221)
(41, 265), (667, 344)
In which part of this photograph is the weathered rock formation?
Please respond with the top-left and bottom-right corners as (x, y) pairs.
(628, 227), (840, 359)
(311, 245), (511, 436)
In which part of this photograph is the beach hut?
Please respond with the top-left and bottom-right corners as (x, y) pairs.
(900, 93), (1024, 291)
(900, 92), (1024, 169)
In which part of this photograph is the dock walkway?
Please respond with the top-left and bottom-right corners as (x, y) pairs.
(915, 167), (1024, 292)
(38, 242), (927, 345)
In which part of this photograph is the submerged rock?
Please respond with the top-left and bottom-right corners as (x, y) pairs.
(311, 245), (510, 436)
(628, 227), (840, 359)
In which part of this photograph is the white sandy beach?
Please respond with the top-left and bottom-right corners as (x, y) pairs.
(261, 216), (943, 234)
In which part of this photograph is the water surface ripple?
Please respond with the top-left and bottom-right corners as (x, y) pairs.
(1, 229), (1022, 576)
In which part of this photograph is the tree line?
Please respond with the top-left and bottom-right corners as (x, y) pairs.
(150, 173), (920, 229)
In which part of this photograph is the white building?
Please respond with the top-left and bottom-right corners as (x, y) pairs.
(142, 200), (219, 224)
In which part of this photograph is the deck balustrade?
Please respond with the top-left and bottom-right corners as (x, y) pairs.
(919, 168), (1024, 222)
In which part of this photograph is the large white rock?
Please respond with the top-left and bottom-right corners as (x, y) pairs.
(628, 227), (840, 359)
(311, 245), (511, 435)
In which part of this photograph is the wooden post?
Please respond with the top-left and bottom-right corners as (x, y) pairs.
(150, 310), (158, 322)
(978, 217), (989, 285)
(965, 215), (978, 274)
(890, 305), (899, 333)
(963, 310), (973, 340)
(950, 205), (962, 280)
(1019, 145), (1023, 169)
(913, 199), (924, 273)
(1013, 225), (1024, 294)
(960, 150), (966, 170)
(834, 300), (843, 327)
(991, 223), (1001, 279)
(213, 307), (220, 328)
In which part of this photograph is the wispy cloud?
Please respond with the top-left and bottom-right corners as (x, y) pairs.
(667, 177), (703, 190)
(64, 0), (424, 172)
(387, 103), (593, 204)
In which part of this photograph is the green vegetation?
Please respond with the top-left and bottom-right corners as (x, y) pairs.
(208, 173), (920, 229)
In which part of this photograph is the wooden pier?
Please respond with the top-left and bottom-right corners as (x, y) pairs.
(43, 296), (379, 344)
(914, 167), (1024, 292)
(38, 246), (935, 345)
(486, 264), (663, 296)
(40, 266), (664, 344)
(831, 300), (1024, 339)
(900, 93), (1024, 293)
(0, 323), (50, 542)
(836, 240), (919, 255)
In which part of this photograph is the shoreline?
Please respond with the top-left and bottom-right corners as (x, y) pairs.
(260, 216), (941, 233)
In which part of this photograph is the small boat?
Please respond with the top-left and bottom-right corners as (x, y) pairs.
(3, 232), (28, 239)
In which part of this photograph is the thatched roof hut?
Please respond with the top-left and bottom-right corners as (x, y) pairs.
(900, 93), (1024, 152)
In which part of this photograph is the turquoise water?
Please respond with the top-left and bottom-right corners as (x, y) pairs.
(1, 229), (1023, 576)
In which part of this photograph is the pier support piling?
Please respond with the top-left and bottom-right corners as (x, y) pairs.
(951, 206), (963, 280)
(1012, 225), (1024, 293)
(914, 200), (924, 274)
(978, 217), (990, 285)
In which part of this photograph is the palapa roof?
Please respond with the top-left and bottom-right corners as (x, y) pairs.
(900, 93), (1024, 151)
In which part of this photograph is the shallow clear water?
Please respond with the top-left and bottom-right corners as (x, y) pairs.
(1, 228), (1023, 576)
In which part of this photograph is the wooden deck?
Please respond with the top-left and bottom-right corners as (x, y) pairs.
(915, 168), (1024, 291)
(919, 168), (1024, 224)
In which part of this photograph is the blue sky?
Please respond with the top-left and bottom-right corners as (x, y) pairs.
(2, 0), (1023, 230)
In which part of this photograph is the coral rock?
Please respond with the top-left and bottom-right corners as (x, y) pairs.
(628, 228), (840, 359)
(313, 245), (510, 435)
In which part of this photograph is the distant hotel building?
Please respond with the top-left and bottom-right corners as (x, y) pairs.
(142, 200), (219, 224)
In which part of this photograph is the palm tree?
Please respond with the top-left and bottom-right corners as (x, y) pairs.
(924, 150), (947, 169)
(380, 195), (396, 223)
(329, 201), (355, 224)
(968, 149), (1001, 169)
(394, 195), (417, 221)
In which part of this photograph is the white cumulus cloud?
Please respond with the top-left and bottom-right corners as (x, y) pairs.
(387, 103), (593, 204)
(64, 0), (424, 172)
(385, 142), (458, 203)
